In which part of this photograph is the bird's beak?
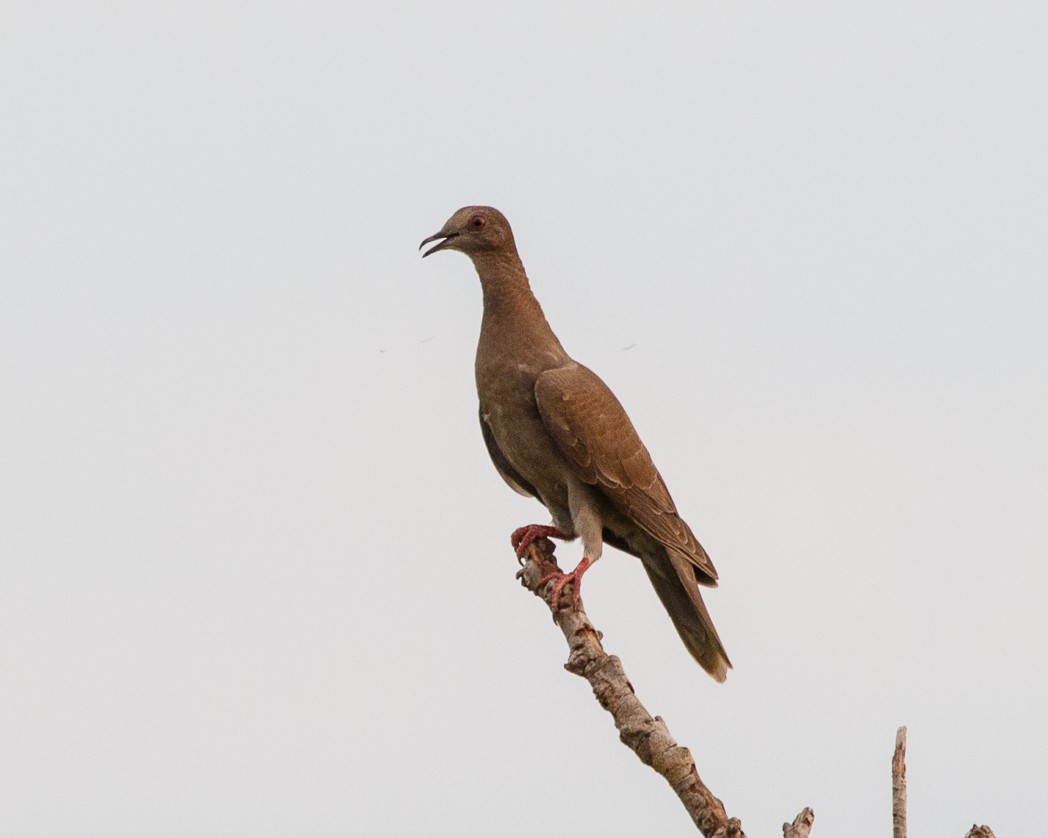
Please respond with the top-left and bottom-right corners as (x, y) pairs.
(419, 229), (459, 258)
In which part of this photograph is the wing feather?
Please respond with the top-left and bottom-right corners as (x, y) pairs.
(534, 364), (717, 583)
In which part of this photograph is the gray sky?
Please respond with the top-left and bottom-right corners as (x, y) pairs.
(2, 2), (1046, 836)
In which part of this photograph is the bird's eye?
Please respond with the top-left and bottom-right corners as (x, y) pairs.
(470, 216), (486, 230)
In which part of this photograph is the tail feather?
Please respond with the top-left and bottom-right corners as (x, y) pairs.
(641, 549), (732, 682)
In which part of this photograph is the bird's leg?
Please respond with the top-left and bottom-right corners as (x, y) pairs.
(511, 524), (572, 560)
(537, 556), (592, 612)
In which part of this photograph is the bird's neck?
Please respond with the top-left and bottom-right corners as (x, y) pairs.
(473, 250), (567, 363)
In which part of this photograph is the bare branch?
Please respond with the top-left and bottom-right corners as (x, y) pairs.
(517, 537), (809, 837)
(782, 807), (814, 838)
(893, 726), (907, 838)
(513, 538), (1004, 837)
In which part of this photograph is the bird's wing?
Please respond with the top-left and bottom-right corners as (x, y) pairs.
(534, 364), (717, 583)
(479, 406), (537, 498)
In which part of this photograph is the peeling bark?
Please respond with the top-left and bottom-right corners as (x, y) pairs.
(517, 536), (810, 836)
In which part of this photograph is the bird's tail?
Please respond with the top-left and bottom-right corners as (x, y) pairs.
(641, 550), (732, 682)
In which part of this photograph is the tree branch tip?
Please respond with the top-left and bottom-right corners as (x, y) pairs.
(782, 807), (814, 838)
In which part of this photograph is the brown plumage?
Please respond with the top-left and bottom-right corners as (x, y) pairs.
(420, 206), (731, 682)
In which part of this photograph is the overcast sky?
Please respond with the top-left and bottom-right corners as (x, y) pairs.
(2, 2), (1046, 836)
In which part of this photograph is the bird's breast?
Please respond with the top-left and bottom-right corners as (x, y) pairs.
(478, 382), (570, 511)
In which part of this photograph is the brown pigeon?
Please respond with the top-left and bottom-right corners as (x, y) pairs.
(420, 206), (731, 681)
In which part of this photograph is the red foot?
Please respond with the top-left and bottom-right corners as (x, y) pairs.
(511, 524), (571, 559)
(537, 556), (592, 612)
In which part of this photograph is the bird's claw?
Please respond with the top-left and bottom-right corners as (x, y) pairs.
(511, 524), (570, 560)
(537, 556), (592, 612)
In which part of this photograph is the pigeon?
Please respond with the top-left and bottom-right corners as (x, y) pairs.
(421, 206), (731, 681)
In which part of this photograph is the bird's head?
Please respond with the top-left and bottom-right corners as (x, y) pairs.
(419, 206), (515, 259)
